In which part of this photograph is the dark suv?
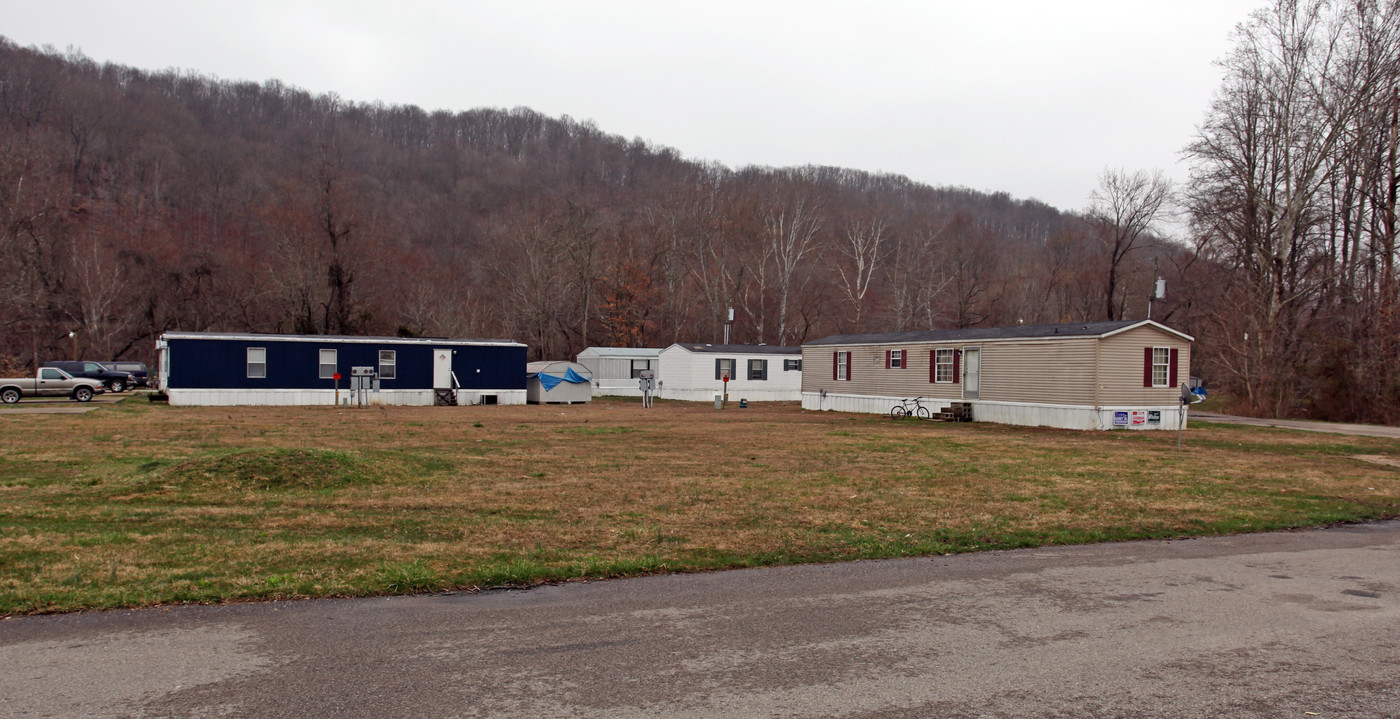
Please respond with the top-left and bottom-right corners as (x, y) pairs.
(42, 361), (135, 393)
(101, 361), (149, 388)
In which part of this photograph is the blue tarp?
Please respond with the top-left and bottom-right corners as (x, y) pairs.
(535, 367), (590, 392)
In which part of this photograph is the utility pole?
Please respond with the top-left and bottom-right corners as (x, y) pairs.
(1147, 277), (1165, 320)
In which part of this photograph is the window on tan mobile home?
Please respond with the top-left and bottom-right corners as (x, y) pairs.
(933, 348), (955, 382)
(1152, 347), (1171, 387)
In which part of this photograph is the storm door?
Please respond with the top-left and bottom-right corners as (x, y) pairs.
(961, 347), (981, 400)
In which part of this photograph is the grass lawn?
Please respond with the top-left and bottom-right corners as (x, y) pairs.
(2, 396), (1398, 614)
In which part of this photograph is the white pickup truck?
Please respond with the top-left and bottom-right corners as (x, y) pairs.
(0, 367), (105, 403)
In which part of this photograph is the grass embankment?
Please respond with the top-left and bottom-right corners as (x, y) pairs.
(1, 397), (1397, 614)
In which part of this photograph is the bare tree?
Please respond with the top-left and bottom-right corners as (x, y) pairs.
(1086, 168), (1174, 321)
(763, 191), (823, 345)
(834, 214), (886, 332)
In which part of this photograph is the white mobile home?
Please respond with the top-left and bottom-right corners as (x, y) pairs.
(802, 320), (1192, 430)
(575, 347), (661, 397)
(657, 343), (803, 402)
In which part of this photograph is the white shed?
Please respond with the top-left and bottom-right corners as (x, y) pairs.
(656, 343), (803, 402)
(526, 361), (594, 404)
(575, 347), (662, 397)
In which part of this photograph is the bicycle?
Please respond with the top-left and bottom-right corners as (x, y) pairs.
(890, 396), (931, 419)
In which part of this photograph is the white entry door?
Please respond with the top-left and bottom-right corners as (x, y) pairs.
(433, 348), (452, 389)
(962, 347), (980, 400)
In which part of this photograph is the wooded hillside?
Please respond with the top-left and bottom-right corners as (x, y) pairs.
(1, 0), (1396, 423)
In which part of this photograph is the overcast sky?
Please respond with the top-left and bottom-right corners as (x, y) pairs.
(4, 1), (1263, 220)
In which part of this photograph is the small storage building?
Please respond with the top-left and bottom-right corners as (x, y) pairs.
(575, 347), (661, 397)
(656, 343), (803, 402)
(802, 320), (1192, 430)
(155, 332), (527, 406)
(526, 361), (594, 404)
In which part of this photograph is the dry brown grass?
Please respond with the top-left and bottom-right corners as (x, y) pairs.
(2, 397), (1398, 614)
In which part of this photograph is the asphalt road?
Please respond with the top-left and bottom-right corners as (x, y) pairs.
(1192, 411), (1400, 439)
(3, 522), (1398, 718)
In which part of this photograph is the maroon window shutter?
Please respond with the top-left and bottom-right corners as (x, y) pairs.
(847, 352), (853, 381)
(1169, 348), (1179, 387)
(952, 349), (961, 384)
(929, 350), (936, 383)
(1143, 347), (1153, 387)
(885, 350), (891, 369)
(833, 351), (838, 381)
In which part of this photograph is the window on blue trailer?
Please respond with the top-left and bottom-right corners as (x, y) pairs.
(247, 347), (266, 379)
(319, 349), (337, 379)
(379, 350), (396, 379)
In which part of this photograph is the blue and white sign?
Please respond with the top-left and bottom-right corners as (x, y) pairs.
(1113, 411), (1129, 426)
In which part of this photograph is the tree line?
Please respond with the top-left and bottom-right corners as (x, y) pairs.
(0, 0), (1396, 423)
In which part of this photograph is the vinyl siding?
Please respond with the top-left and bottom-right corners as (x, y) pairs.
(800, 344), (963, 402)
(657, 346), (801, 400)
(978, 338), (1098, 405)
(1097, 326), (1191, 405)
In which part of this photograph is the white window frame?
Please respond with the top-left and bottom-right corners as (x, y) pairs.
(784, 358), (801, 371)
(748, 358), (766, 381)
(934, 348), (955, 383)
(319, 349), (337, 380)
(1152, 347), (1171, 387)
(836, 351), (849, 381)
(247, 347), (266, 379)
(379, 350), (396, 380)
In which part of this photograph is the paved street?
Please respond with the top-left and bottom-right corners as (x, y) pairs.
(3, 521), (1398, 718)
(1192, 411), (1400, 439)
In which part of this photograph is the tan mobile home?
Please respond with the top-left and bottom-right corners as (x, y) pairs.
(802, 320), (1192, 430)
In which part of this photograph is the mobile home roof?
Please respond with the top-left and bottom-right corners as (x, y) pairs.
(159, 332), (525, 347)
(805, 319), (1192, 346)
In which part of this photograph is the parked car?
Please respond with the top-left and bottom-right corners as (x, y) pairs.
(0, 367), (105, 403)
(41, 360), (135, 393)
(101, 361), (149, 388)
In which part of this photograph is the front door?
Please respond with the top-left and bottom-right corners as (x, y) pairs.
(433, 348), (452, 389)
(962, 347), (980, 400)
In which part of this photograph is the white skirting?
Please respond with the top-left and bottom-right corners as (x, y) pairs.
(658, 388), (802, 402)
(167, 388), (526, 407)
(593, 380), (643, 397)
(801, 392), (1188, 431)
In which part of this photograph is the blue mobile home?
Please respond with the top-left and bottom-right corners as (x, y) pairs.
(155, 332), (527, 406)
